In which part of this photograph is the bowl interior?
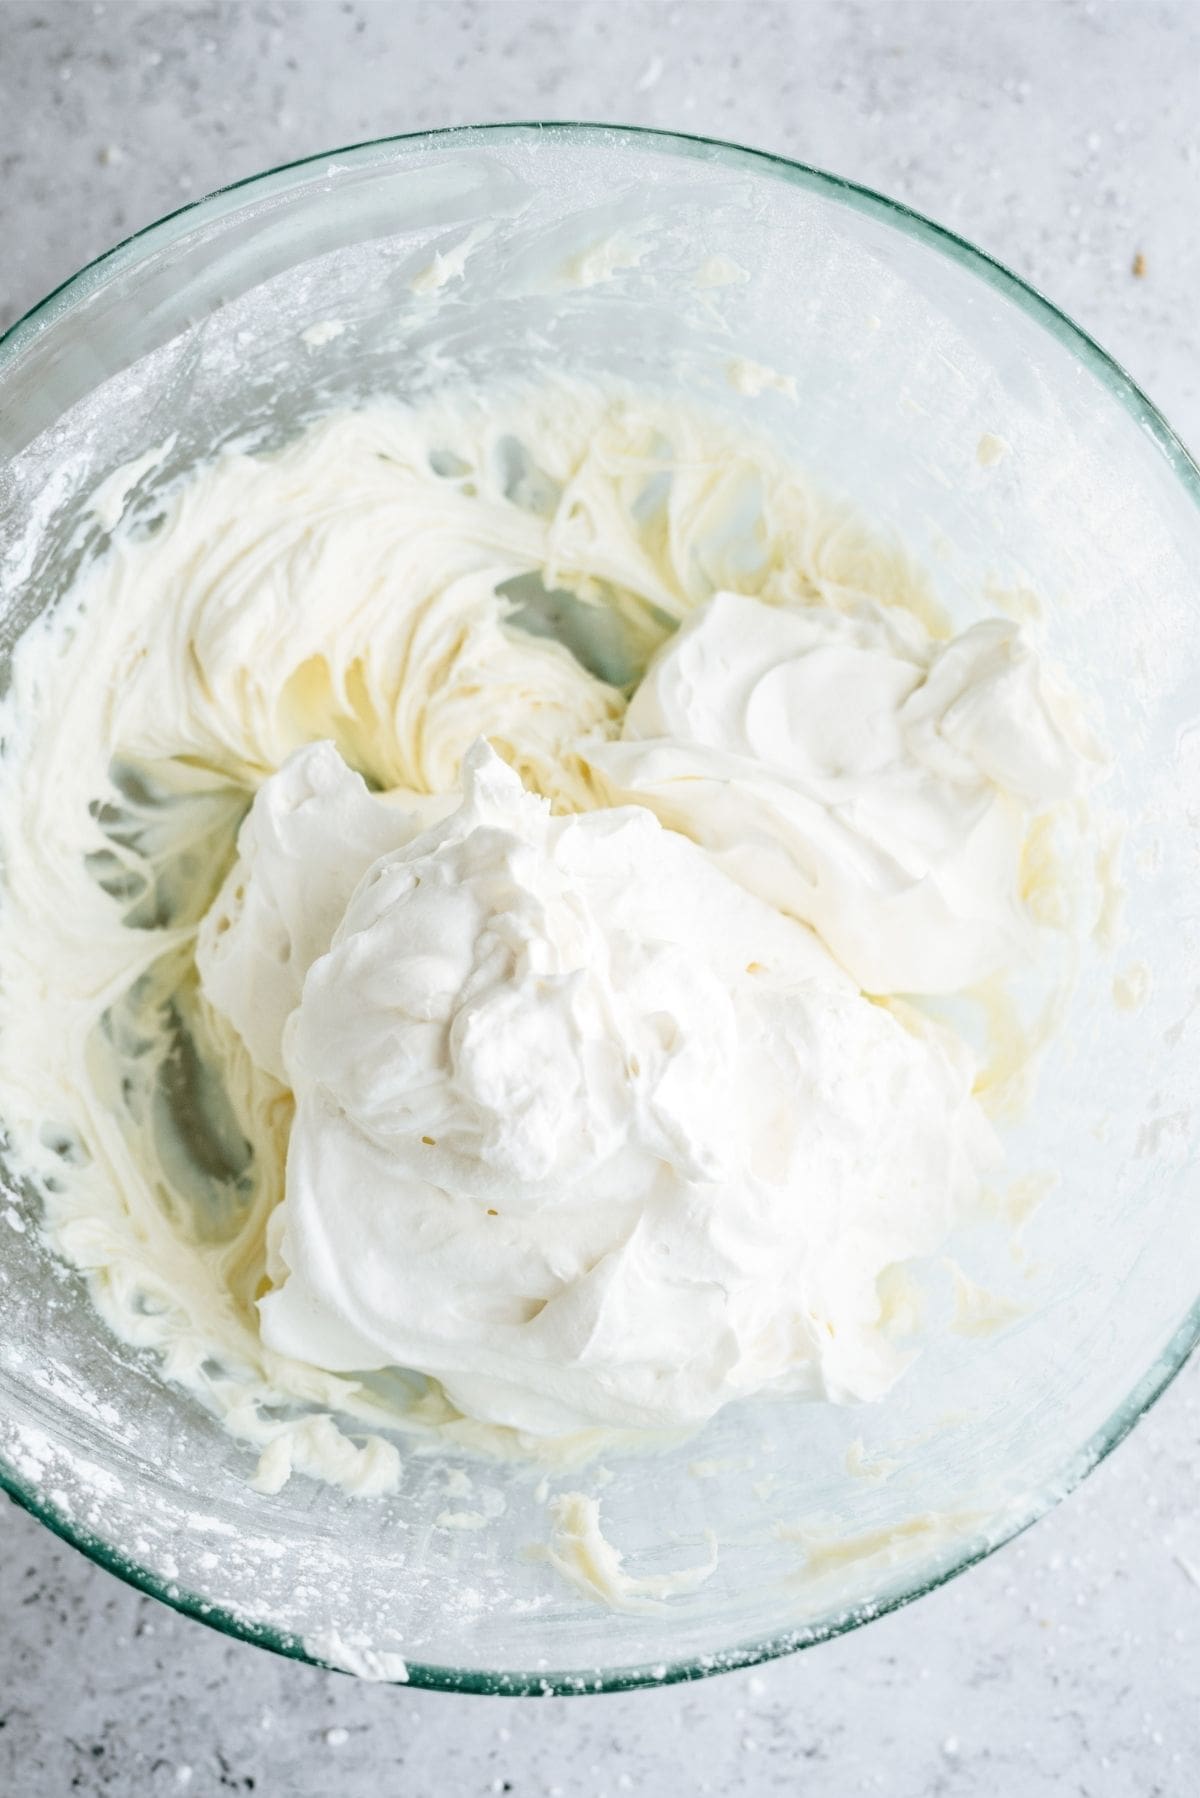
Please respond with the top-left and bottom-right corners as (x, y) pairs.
(1, 125), (1198, 1691)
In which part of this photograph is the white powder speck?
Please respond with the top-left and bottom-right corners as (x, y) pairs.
(693, 255), (749, 290)
(324, 1726), (349, 1747)
(435, 1508), (488, 1530)
(301, 320), (346, 349)
(635, 53), (664, 91)
(305, 1631), (410, 1683)
(727, 356), (798, 402)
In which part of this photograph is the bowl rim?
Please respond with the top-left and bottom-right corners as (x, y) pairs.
(1, 119), (1198, 1696)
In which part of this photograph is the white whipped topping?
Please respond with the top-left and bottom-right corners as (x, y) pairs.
(0, 379), (1102, 1497)
(202, 739), (996, 1436)
(196, 742), (448, 1085)
(590, 591), (1104, 994)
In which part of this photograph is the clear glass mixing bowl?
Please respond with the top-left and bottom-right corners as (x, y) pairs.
(1, 125), (1198, 1694)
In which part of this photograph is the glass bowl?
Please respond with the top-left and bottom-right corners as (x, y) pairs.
(1, 124), (1198, 1694)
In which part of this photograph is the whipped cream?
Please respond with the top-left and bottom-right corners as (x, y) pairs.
(203, 739), (995, 1436)
(591, 592), (1104, 994)
(197, 742), (449, 1085)
(0, 379), (1101, 1494)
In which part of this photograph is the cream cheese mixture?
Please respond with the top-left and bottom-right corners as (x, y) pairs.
(0, 381), (1104, 1495)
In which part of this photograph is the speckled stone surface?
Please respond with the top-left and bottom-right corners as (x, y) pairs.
(1, 4), (1198, 1794)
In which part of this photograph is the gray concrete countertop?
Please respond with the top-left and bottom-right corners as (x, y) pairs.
(1, 4), (1198, 1794)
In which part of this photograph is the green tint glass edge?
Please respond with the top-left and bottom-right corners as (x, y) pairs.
(1, 120), (1198, 1695)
